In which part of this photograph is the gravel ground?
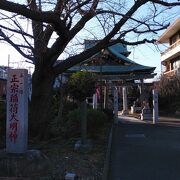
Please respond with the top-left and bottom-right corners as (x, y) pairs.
(0, 123), (111, 180)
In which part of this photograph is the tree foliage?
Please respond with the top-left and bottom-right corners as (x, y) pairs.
(67, 71), (97, 101)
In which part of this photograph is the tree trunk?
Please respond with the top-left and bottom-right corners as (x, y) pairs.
(29, 67), (56, 140)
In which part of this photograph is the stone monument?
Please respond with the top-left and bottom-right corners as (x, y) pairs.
(6, 69), (28, 153)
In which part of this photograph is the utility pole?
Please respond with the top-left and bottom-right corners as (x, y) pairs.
(38, 0), (42, 11)
(8, 54), (10, 69)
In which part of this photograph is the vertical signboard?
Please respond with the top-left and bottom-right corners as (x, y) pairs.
(93, 93), (97, 109)
(6, 69), (28, 153)
(153, 89), (158, 124)
(122, 86), (128, 115)
(113, 86), (118, 118)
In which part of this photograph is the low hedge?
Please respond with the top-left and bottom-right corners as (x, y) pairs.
(63, 108), (108, 138)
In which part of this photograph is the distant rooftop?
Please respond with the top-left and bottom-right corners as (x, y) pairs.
(0, 66), (7, 79)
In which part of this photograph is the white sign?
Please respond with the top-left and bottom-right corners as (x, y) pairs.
(6, 69), (28, 153)
(153, 89), (158, 124)
(113, 86), (118, 118)
(93, 93), (97, 109)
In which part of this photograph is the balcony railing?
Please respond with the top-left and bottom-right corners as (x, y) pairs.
(163, 69), (176, 77)
(161, 39), (180, 56)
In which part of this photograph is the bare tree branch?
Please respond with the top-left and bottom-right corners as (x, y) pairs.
(119, 38), (156, 45)
(149, 1), (180, 6)
(0, 28), (34, 61)
(69, 0), (99, 38)
(46, 0), (100, 65)
(0, 24), (33, 38)
(0, 0), (66, 35)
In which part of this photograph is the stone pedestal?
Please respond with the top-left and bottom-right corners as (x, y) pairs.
(0, 149), (48, 175)
(131, 105), (142, 114)
(131, 99), (141, 114)
(140, 103), (152, 120)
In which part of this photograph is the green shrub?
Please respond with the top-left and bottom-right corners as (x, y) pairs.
(103, 109), (113, 121)
(67, 71), (97, 101)
(62, 100), (78, 116)
(50, 100), (78, 137)
(87, 108), (108, 130)
(64, 108), (108, 138)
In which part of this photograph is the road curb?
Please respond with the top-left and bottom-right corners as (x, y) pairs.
(102, 123), (114, 180)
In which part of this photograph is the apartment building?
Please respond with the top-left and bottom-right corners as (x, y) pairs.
(158, 18), (180, 77)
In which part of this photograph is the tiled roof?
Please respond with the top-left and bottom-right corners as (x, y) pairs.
(108, 46), (136, 64)
(84, 39), (128, 54)
(68, 65), (155, 75)
(67, 40), (156, 76)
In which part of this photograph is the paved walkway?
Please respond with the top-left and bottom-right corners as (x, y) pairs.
(108, 115), (180, 180)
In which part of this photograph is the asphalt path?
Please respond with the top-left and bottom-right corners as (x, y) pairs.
(108, 116), (180, 180)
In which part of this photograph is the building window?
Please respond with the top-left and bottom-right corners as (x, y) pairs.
(173, 59), (180, 70)
(165, 62), (170, 72)
(170, 33), (179, 45)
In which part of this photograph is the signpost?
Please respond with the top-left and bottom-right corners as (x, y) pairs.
(6, 69), (28, 153)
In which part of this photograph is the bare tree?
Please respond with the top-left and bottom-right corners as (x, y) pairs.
(0, 0), (179, 139)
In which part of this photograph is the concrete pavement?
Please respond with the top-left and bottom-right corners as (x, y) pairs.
(108, 115), (180, 180)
